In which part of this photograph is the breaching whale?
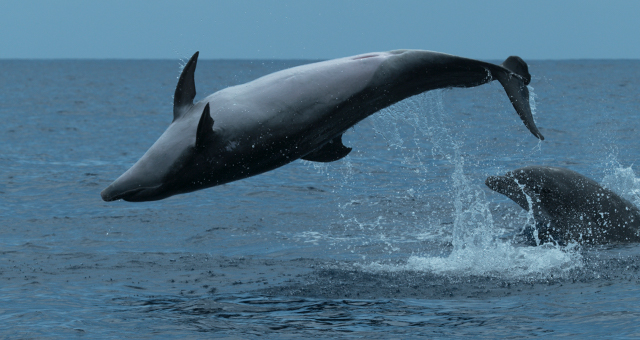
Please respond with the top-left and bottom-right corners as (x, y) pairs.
(102, 50), (544, 202)
(486, 166), (640, 245)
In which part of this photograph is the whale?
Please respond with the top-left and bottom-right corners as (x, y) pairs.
(486, 166), (640, 245)
(102, 49), (544, 202)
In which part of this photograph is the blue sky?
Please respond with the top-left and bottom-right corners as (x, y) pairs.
(2, 0), (639, 60)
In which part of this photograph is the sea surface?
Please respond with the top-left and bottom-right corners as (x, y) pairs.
(1, 58), (640, 339)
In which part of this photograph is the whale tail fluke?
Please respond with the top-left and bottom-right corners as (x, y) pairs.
(494, 56), (544, 140)
(501, 56), (531, 85)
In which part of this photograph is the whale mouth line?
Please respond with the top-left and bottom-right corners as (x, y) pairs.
(101, 185), (160, 202)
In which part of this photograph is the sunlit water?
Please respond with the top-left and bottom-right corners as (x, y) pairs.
(1, 59), (640, 338)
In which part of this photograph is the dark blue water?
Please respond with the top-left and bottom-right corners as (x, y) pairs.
(1, 58), (640, 338)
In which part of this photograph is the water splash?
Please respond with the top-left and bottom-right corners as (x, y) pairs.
(361, 90), (583, 279)
(528, 85), (544, 153)
(601, 164), (640, 207)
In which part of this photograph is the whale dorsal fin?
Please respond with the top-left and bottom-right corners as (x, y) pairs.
(173, 51), (199, 122)
(196, 103), (215, 150)
(302, 134), (352, 162)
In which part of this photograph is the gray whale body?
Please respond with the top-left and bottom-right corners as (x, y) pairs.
(486, 166), (640, 245)
(102, 50), (543, 202)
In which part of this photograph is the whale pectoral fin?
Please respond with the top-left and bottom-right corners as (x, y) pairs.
(301, 135), (352, 162)
(196, 103), (215, 150)
(173, 51), (199, 122)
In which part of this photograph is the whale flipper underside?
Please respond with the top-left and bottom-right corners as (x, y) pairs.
(301, 134), (352, 162)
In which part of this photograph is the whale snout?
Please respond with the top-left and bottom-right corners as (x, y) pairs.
(100, 186), (145, 202)
(101, 171), (166, 202)
(485, 174), (521, 197)
(101, 184), (169, 202)
(485, 175), (505, 192)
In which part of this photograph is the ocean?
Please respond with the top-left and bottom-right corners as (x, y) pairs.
(1, 58), (640, 338)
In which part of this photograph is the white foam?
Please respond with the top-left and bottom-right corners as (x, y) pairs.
(361, 244), (581, 280)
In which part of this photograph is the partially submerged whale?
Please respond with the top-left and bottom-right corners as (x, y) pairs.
(102, 50), (544, 202)
(486, 166), (640, 245)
